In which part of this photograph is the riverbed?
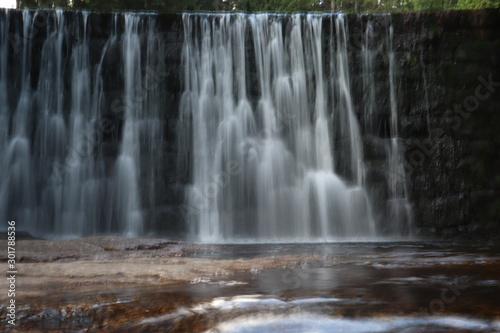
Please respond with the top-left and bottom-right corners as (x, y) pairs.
(1, 237), (499, 332)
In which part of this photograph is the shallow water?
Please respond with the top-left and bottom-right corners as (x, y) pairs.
(9, 241), (500, 332)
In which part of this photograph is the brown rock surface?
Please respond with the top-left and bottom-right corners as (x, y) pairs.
(0, 236), (313, 301)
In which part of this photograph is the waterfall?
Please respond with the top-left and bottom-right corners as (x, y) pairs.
(0, 9), (37, 232)
(0, 9), (411, 241)
(358, 16), (412, 235)
(115, 14), (144, 237)
(386, 21), (412, 235)
(179, 13), (382, 242)
(0, 9), (166, 237)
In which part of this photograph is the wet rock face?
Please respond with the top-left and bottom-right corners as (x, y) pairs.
(152, 9), (500, 239)
(155, 9), (500, 239)
(389, 9), (500, 239)
(4, 9), (500, 238)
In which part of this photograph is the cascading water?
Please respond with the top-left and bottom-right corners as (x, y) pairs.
(1, 9), (37, 232)
(386, 21), (412, 235)
(115, 14), (144, 237)
(179, 13), (384, 242)
(361, 20), (376, 133)
(358, 16), (412, 236)
(0, 9), (166, 237)
(0, 9), (411, 241)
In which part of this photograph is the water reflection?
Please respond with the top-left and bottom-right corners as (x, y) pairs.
(211, 314), (500, 333)
(7, 241), (500, 332)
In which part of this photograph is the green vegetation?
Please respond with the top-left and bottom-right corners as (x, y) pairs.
(16, 0), (500, 13)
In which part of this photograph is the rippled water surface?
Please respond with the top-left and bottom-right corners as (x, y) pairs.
(12, 241), (500, 332)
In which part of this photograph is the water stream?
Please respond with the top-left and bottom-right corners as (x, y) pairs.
(0, 10), (411, 240)
(0, 9), (497, 333)
(9, 241), (500, 332)
(0, 10), (166, 237)
(179, 13), (410, 242)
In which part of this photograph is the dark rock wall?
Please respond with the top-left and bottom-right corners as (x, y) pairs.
(391, 9), (500, 239)
(4, 9), (499, 239)
(144, 14), (185, 236)
(164, 10), (500, 239)
(163, 9), (500, 239)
